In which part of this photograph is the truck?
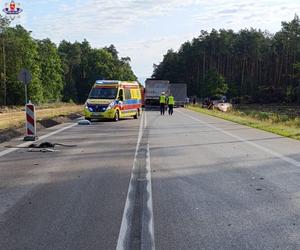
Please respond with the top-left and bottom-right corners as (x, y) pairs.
(170, 83), (187, 107)
(145, 79), (170, 106)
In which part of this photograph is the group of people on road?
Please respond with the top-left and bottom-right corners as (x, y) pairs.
(159, 92), (175, 115)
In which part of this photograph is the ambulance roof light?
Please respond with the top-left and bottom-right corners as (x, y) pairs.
(95, 80), (120, 84)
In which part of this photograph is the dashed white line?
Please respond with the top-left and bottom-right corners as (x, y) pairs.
(116, 113), (145, 250)
(116, 112), (155, 250)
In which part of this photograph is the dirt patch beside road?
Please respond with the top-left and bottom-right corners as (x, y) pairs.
(0, 104), (82, 143)
(0, 105), (82, 130)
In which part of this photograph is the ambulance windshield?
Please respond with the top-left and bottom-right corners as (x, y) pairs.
(89, 87), (118, 99)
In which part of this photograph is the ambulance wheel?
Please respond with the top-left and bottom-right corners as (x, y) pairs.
(114, 110), (119, 122)
(133, 109), (139, 119)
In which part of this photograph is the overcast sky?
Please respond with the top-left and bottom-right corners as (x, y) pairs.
(5, 0), (300, 82)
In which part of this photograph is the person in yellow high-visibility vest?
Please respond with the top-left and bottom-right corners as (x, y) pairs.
(168, 94), (175, 115)
(159, 92), (167, 115)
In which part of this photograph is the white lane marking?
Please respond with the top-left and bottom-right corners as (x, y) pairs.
(0, 123), (77, 158)
(117, 113), (145, 250)
(144, 140), (155, 249)
(177, 109), (300, 168)
(117, 112), (155, 250)
(144, 110), (147, 128)
(141, 112), (155, 249)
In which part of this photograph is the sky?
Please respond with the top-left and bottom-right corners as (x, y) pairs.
(2, 0), (300, 83)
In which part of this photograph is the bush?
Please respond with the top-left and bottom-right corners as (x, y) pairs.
(294, 117), (300, 127)
(272, 114), (290, 123)
(255, 112), (270, 121)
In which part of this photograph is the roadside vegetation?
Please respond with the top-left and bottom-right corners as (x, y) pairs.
(0, 16), (136, 106)
(152, 15), (300, 104)
(188, 105), (300, 140)
(154, 14), (300, 140)
(0, 15), (137, 138)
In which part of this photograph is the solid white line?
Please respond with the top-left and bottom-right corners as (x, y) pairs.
(177, 109), (300, 168)
(144, 110), (147, 128)
(116, 113), (145, 250)
(141, 112), (155, 249)
(0, 122), (77, 158)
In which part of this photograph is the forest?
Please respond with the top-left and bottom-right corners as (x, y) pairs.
(152, 15), (300, 103)
(0, 16), (136, 105)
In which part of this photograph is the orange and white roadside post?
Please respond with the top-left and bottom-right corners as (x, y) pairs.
(24, 101), (38, 141)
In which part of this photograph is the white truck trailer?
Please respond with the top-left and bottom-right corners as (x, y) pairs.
(145, 79), (170, 106)
(170, 83), (187, 107)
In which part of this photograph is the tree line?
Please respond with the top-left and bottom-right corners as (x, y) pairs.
(0, 16), (136, 105)
(152, 15), (300, 103)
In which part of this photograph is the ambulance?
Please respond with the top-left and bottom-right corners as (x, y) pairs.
(84, 80), (142, 121)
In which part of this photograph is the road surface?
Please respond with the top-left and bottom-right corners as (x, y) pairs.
(1, 108), (300, 249)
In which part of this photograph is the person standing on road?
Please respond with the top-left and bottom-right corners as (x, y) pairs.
(185, 97), (190, 107)
(159, 92), (167, 115)
(168, 94), (175, 115)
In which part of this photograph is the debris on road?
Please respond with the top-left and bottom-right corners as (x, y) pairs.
(78, 119), (92, 125)
(5, 141), (77, 149)
(28, 148), (59, 153)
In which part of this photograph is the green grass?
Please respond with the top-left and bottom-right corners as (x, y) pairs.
(188, 104), (300, 141)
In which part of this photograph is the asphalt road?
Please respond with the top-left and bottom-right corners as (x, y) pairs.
(0, 118), (140, 250)
(1, 108), (300, 250)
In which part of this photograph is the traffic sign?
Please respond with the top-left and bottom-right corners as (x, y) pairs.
(18, 69), (32, 104)
(18, 69), (32, 85)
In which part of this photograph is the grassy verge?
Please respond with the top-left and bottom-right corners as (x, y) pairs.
(188, 105), (300, 140)
(0, 104), (83, 130)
